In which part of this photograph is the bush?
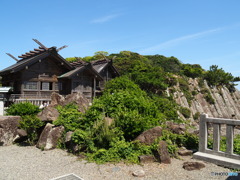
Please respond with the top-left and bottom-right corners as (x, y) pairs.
(54, 103), (83, 131)
(87, 138), (152, 164)
(179, 107), (191, 118)
(193, 112), (200, 120)
(19, 115), (43, 145)
(6, 102), (40, 116)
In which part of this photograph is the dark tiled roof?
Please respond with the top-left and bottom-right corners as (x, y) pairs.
(0, 47), (73, 75)
(0, 51), (50, 74)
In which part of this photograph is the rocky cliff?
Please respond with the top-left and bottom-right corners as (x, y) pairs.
(169, 78), (240, 120)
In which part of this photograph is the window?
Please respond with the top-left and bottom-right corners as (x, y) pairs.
(41, 82), (53, 90)
(24, 81), (38, 90)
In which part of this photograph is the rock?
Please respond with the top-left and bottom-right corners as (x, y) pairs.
(37, 106), (60, 122)
(36, 123), (65, 150)
(132, 170), (145, 177)
(178, 148), (193, 156)
(139, 155), (156, 163)
(64, 131), (79, 153)
(13, 129), (28, 143)
(0, 116), (21, 146)
(183, 161), (205, 171)
(166, 121), (186, 134)
(63, 92), (89, 113)
(155, 140), (171, 164)
(65, 131), (73, 144)
(50, 92), (65, 107)
(134, 126), (162, 145)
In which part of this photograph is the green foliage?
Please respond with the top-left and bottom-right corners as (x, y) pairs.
(200, 88), (215, 104)
(208, 135), (240, 155)
(85, 89), (163, 140)
(157, 130), (199, 156)
(6, 102), (40, 116)
(181, 64), (204, 78)
(87, 138), (152, 164)
(54, 103), (83, 131)
(204, 65), (235, 89)
(71, 129), (96, 152)
(179, 107), (191, 118)
(147, 55), (182, 74)
(151, 96), (180, 122)
(193, 112), (200, 120)
(19, 115), (43, 145)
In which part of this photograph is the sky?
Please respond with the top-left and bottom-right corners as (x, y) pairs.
(1, 0), (240, 85)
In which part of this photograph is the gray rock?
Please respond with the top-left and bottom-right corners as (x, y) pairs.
(63, 92), (89, 113)
(155, 140), (171, 164)
(13, 129), (28, 143)
(50, 92), (65, 107)
(139, 155), (156, 163)
(134, 126), (162, 145)
(0, 116), (21, 146)
(37, 106), (60, 122)
(178, 148), (193, 156)
(36, 123), (65, 150)
(183, 161), (205, 171)
(166, 121), (186, 134)
(132, 170), (145, 177)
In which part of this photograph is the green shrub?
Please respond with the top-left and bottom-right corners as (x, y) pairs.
(19, 115), (43, 145)
(204, 93), (215, 104)
(179, 107), (191, 118)
(157, 130), (199, 156)
(193, 112), (200, 120)
(87, 138), (152, 164)
(71, 129), (96, 152)
(54, 103), (83, 131)
(6, 102), (40, 116)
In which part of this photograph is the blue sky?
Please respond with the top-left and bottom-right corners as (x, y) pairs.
(1, 1), (240, 82)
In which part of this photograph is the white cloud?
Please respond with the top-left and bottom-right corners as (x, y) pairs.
(139, 28), (222, 54)
(91, 14), (121, 24)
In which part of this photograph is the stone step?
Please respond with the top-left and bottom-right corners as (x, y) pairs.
(193, 152), (240, 169)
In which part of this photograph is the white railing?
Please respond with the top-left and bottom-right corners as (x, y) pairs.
(10, 94), (51, 106)
(199, 114), (240, 159)
(193, 114), (240, 169)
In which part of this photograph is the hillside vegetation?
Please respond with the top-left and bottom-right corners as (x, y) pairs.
(7, 51), (240, 164)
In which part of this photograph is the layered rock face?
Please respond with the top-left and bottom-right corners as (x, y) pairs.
(172, 78), (240, 120)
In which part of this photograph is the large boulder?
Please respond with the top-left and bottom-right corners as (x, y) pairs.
(36, 123), (65, 150)
(37, 106), (60, 122)
(0, 116), (21, 146)
(155, 140), (171, 164)
(63, 92), (89, 113)
(50, 92), (65, 107)
(134, 126), (162, 145)
(166, 121), (186, 134)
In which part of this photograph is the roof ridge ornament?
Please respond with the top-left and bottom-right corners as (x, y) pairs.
(57, 45), (68, 52)
(32, 39), (48, 50)
(6, 53), (19, 61)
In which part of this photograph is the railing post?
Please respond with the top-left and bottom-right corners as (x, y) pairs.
(199, 114), (208, 152)
(213, 124), (220, 152)
(226, 125), (234, 155)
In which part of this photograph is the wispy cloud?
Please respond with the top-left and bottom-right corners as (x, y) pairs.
(91, 13), (121, 24)
(139, 28), (222, 54)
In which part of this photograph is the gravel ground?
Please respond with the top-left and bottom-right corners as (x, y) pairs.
(0, 145), (237, 180)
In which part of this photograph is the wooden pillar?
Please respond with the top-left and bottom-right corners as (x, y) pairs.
(93, 77), (96, 98)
